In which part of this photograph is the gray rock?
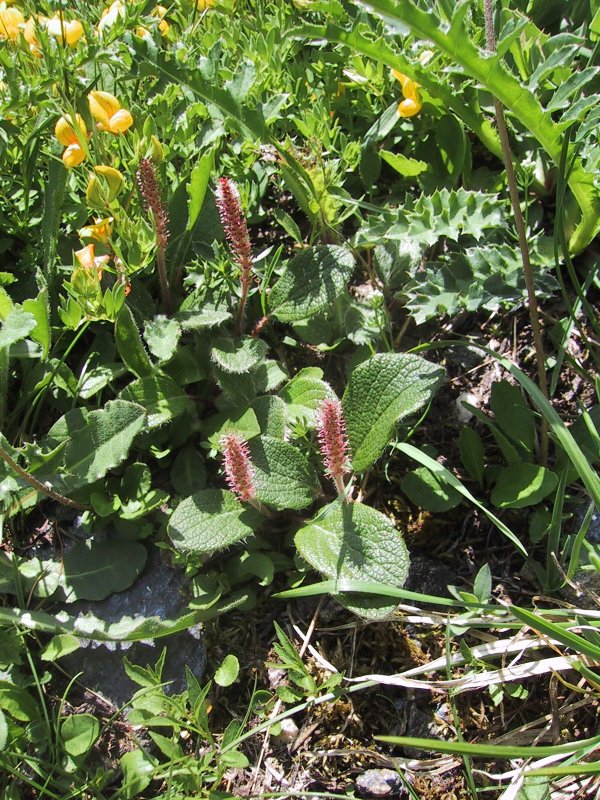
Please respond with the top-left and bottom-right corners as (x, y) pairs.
(61, 546), (205, 709)
(355, 769), (405, 797)
(401, 703), (449, 758)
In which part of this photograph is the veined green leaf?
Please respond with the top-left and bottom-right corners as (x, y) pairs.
(269, 246), (355, 322)
(296, 500), (410, 620)
(343, 353), (444, 472)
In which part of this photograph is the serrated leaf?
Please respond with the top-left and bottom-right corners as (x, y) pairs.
(380, 149), (428, 177)
(119, 374), (188, 429)
(358, 189), (503, 249)
(295, 500), (409, 619)
(115, 305), (153, 378)
(168, 489), (260, 554)
(343, 354), (444, 472)
(144, 315), (181, 362)
(249, 435), (318, 510)
(61, 714), (100, 757)
(269, 245), (355, 322)
(0, 308), (36, 350)
(62, 400), (146, 487)
(55, 540), (147, 602)
(491, 464), (558, 509)
(214, 364), (257, 406)
(211, 336), (268, 374)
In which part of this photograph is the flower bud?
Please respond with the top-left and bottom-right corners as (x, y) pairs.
(86, 166), (124, 207)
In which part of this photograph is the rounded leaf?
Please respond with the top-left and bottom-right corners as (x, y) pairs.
(168, 489), (260, 555)
(295, 501), (410, 619)
(61, 713), (100, 757)
(214, 654), (240, 687)
(491, 464), (558, 509)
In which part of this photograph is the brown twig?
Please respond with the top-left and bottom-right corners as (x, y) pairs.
(0, 445), (90, 511)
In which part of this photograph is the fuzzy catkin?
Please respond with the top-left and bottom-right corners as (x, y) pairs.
(137, 158), (169, 249)
(221, 433), (256, 502)
(316, 398), (350, 482)
(214, 177), (252, 274)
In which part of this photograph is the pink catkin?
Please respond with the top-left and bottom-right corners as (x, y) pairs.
(214, 177), (253, 281)
(221, 433), (256, 502)
(316, 398), (350, 483)
(137, 158), (169, 249)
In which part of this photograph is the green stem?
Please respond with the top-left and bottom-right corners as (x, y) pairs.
(483, 0), (549, 465)
(156, 242), (171, 314)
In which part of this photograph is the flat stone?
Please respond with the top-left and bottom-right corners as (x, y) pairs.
(61, 546), (205, 709)
(356, 768), (405, 797)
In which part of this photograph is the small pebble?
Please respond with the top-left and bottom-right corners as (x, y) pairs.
(271, 717), (299, 744)
(355, 768), (404, 797)
(456, 392), (478, 423)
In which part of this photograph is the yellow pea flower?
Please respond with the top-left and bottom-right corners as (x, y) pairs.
(196, 0), (215, 9)
(74, 243), (110, 276)
(391, 69), (422, 118)
(78, 217), (113, 244)
(43, 14), (84, 46)
(88, 90), (133, 134)
(97, 0), (126, 33)
(0, 3), (24, 41)
(55, 113), (88, 168)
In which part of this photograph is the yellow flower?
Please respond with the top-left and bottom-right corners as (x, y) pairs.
(74, 243), (110, 276)
(20, 17), (41, 55)
(97, 0), (126, 33)
(43, 14), (84, 46)
(136, 5), (169, 38)
(78, 217), (113, 244)
(196, 0), (215, 9)
(391, 69), (422, 118)
(55, 113), (88, 168)
(88, 90), (133, 134)
(0, 3), (24, 41)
